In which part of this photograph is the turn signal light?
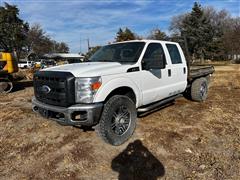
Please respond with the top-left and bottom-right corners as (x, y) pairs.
(91, 81), (101, 90)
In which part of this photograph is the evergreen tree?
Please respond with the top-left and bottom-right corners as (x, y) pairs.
(84, 46), (101, 60)
(115, 28), (136, 42)
(148, 28), (168, 40)
(181, 2), (213, 60)
(170, 4), (239, 61)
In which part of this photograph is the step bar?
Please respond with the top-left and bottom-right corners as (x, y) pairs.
(137, 94), (182, 113)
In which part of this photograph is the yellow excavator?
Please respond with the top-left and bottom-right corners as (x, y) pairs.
(0, 52), (18, 93)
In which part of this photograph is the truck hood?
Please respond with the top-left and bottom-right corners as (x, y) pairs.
(43, 62), (132, 77)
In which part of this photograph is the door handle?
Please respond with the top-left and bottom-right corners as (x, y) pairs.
(183, 67), (186, 74)
(168, 69), (171, 77)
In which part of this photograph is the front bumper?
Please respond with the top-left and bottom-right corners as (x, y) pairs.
(32, 97), (103, 126)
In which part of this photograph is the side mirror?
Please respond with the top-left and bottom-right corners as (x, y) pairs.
(142, 59), (166, 70)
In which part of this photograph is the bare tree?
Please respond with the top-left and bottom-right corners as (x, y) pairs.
(26, 24), (69, 56)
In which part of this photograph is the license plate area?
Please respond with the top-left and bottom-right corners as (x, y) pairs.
(38, 108), (49, 118)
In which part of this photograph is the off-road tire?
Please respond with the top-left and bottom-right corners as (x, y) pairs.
(0, 78), (13, 94)
(96, 95), (137, 146)
(191, 77), (208, 102)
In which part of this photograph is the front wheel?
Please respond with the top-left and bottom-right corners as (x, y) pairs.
(96, 95), (137, 146)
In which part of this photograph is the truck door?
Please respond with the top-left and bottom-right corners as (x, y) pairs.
(140, 43), (173, 105)
(165, 43), (187, 96)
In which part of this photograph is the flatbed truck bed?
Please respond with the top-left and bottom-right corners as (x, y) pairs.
(189, 65), (214, 80)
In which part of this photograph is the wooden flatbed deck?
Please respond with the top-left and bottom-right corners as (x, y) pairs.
(189, 65), (215, 80)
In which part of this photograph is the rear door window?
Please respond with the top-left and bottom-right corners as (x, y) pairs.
(166, 44), (182, 64)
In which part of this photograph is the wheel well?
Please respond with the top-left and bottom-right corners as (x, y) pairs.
(105, 86), (136, 104)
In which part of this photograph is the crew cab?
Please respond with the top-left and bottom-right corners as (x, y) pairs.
(32, 40), (214, 145)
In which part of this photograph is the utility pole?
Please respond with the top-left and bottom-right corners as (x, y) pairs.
(87, 38), (90, 51)
(79, 37), (82, 53)
(79, 38), (90, 52)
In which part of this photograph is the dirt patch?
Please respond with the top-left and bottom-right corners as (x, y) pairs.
(0, 65), (240, 179)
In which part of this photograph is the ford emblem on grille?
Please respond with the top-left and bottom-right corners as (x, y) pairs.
(39, 85), (51, 94)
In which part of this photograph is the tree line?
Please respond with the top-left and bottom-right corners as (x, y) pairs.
(0, 3), (69, 59)
(112, 2), (240, 62)
(1, 2), (239, 61)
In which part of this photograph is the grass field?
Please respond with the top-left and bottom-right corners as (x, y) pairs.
(0, 65), (239, 179)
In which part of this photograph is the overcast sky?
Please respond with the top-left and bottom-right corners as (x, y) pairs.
(1, 0), (240, 53)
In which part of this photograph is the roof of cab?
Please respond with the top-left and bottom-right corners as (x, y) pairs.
(110, 39), (178, 45)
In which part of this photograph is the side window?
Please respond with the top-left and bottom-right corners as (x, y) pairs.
(166, 44), (182, 64)
(142, 43), (166, 69)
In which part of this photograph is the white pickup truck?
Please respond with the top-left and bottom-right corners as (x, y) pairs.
(32, 40), (214, 145)
(18, 60), (34, 69)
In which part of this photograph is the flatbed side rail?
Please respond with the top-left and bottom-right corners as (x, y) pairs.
(189, 65), (214, 79)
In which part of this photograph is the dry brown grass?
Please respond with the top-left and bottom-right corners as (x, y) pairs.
(0, 65), (239, 179)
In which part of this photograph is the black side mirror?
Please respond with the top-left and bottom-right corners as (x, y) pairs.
(142, 59), (166, 70)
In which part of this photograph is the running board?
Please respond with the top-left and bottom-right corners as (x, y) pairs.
(137, 94), (182, 113)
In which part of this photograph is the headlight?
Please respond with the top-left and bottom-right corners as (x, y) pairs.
(75, 77), (102, 103)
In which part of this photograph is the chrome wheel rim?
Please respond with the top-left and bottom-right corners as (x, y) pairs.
(111, 105), (131, 136)
(200, 82), (207, 97)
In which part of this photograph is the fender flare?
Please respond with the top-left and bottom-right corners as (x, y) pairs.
(94, 77), (142, 107)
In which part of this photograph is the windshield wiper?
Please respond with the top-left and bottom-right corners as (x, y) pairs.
(89, 60), (135, 64)
(118, 61), (135, 64)
(90, 59), (113, 62)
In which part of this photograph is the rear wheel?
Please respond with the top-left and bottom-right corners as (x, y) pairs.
(96, 95), (137, 146)
(190, 77), (208, 101)
(0, 78), (13, 94)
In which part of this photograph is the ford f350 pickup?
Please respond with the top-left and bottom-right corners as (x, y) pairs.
(32, 40), (214, 145)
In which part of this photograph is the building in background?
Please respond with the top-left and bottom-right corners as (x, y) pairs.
(43, 53), (84, 64)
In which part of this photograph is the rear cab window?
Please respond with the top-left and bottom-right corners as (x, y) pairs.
(166, 44), (182, 64)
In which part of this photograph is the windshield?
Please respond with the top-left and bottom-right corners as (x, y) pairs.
(89, 42), (145, 64)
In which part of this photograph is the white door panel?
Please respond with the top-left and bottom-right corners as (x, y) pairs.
(139, 42), (187, 106)
(140, 69), (170, 105)
(164, 43), (188, 95)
